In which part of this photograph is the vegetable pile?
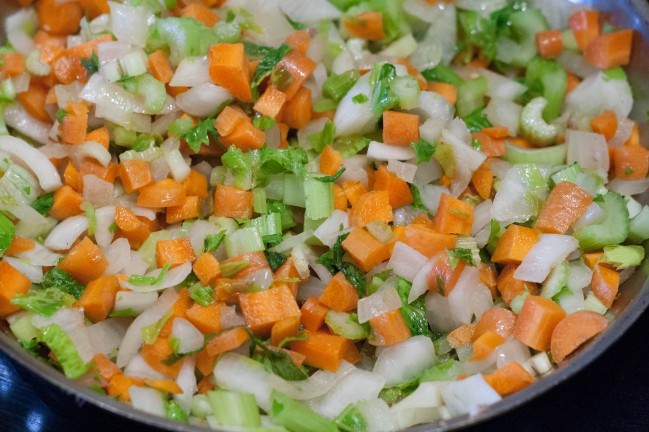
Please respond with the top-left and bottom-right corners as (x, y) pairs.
(0, 0), (646, 430)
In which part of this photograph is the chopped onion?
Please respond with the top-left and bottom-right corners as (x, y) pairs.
(441, 374), (501, 416)
(608, 117), (634, 147)
(270, 230), (313, 253)
(104, 238), (131, 275)
(477, 68), (527, 101)
(243, 0), (295, 47)
(494, 338), (531, 369)
(297, 276), (327, 303)
(515, 234), (579, 283)
(391, 382), (443, 429)
(169, 56), (210, 88)
(88, 318), (129, 356)
(426, 292), (461, 332)
(174, 357), (197, 412)
(129, 387), (165, 416)
(387, 242), (428, 281)
(175, 83), (233, 117)
(122, 250), (150, 276)
(488, 158), (512, 179)
(472, 199), (493, 235)
(387, 160), (417, 183)
(171, 318), (205, 354)
(44, 215), (88, 251)
(357, 399), (396, 432)
(16, 242), (61, 267)
(491, 165), (536, 225)
(75, 142), (112, 167)
(54, 82), (84, 108)
(151, 111), (181, 136)
(572, 202), (604, 230)
(448, 267), (493, 324)
(83, 175), (114, 207)
(0, 135), (62, 192)
(109, 1), (150, 47)
(557, 50), (598, 79)
(214, 353), (275, 411)
(566, 130), (609, 180)
(94, 206), (116, 248)
(357, 283), (402, 323)
(245, 267), (274, 291)
(161, 138), (191, 182)
(120, 262), (192, 292)
(125, 354), (167, 381)
(373, 336), (436, 386)
(117, 288), (178, 367)
(4, 104), (50, 145)
(441, 129), (486, 196)
(340, 155), (369, 187)
(187, 220), (221, 255)
(485, 97), (522, 137)
(279, 0), (341, 23)
(334, 74), (376, 137)
(314, 210), (349, 247)
(393, 206), (422, 226)
(418, 184), (448, 213)
(419, 117), (448, 147)
(4, 257), (42, 283)
(608, 178), (649, 196)
(380, 34), (418, 58)
(566, 71), (633, 120)
(220, 304), (246, 329)
(150, 156), (170, 181)
(114, 291), (158, 315)
(367, 141), (416, 161)
(268, 361), (356, 402)
(409, 255), (440, 303)
(32, 308), (96, 363)
(6, 9), (36, 54)
(97, 41), (133, 64)
(308, 369), (385, 419)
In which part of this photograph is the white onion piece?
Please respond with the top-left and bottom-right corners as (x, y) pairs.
(38, 143), (70, 160)
(367, 141), (416, 161)
(12, 73), (30, 94)
(572, 202), (604, 230)
(485, 98), (521, 136)
(279, 0), (341, 22)
(151, 111), (181, 136)
(409, 255), (440, 303)
(174, 357), (197, 412)
(291, 243), (311, 280)
(6, 9), (36, 54)
(608, 117), (634, 147)
(340, 155), (369, 187)
(472, 199), (493, 235)
(245, 268), (274, 291)
(414, 158), (443, 186)
(442, 129), (486, 196)
(149, 157), (170, 181)
(608, 178), (649, 196)
(175, 83), (232, 117)
(187, 220), (221, 255)
(314, 210), (349, 248)
(356, 399), (396, 432)
(557, 50), (598, 78)
(243, 0), (294, 47)
(308, 369), (385, 419)
(491, 165), (536, 225)
(391, 382), (443, 429)
(478, 68), (527, 101)
(171, 318), (205, 354)
(393, 206), (421, 226)
(169, 56), (210, 87)
(88, 318), (129, 356)
(334, 74), (376, 137)
(130, 206), (156, 220)
(0, 135), (62, 192)
(122, 250), (150, 276)
(16, 243), (61, 267)
(308, 260), (333, 284)
(104, 238), (131, 275)
(297, 277), (327, 303)
(566, 130), (609, 180)
(419, 184), (448, 214)
(388, 242), (428, 281)
(270, 230), (313, 253)
(214, 353), (275, 411)
(44, 215), (88, 251)
(373, 336), (436, 386)
(566, 72), (633, 120)
(97, 41), (133, 64)
(441, 374), (501, 416)
(357, 284), (402, 323)
(125, 354), (167, 380)
(426, 292), (461, 332)
(415, 91), (452, 123)
(220, 304), (245, 329)
(267, 361), (356, 401)
(75, 142), (111, 167)
(83, 175), (114, 207)
(54, 82), (84, 108)
(109, 2), (150, 47)
(494, 339), (531, 369)
(448, 267), (493, 324)
(387, 160), (417, 183)
(3, 104), (50, 145)
(94, 206), (116, 248)
(515, 234), (579, 283)
(488, 158), (512, 179)
(120, 262), (192, 292)
(4, 257), (42, 283)
(32, 308), (96, 363)
(161, 138), (191, 182)
(129, 387), (165, 416)
(114, 291), (158, 315)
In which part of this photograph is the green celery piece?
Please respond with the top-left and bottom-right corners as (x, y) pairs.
(551, 164), (583, 186)
(520, 97), (558, 146)
(165, 400), (189, 423)
(271, 391), (338, 432)
(525, 57), (567, 122)
(304, 177), (334, 221)
(497, 9), (549, 67)
(208, 390), (261, 428)
(0, 211), (16, 257)
(154, 17), (220, 65)
(323, 70), (359, 102)
(503, 142), (566, 165)
(335, 404), (367, 432)
(629, 206), (649, 244)
(457, 76), (487, 118)
(541, 261), (569, 299)
(225, 227), (265, 258)
(421, 64), (463, 86)
(602, 245), (645, 270)
(324, 311), (369, 341)
(39, 324), (88, 379)
(420, 359), (460, 382)
(574, 192), (629, 251)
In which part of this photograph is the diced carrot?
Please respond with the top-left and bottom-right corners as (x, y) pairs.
(141, 336), (183, 378)
(373, 165), (413, 208)
(92, 354), (120, 384)
(382, 111), (420, 147)
(2, 52), (25, 76)
(59, 237), (107, 284)
(0, 260), (32, 317)
(240, 285), (301, 335)
(107, 374), (142, 401)
(285, 30), (310, 55)
(181, 3), (219, 26)
(584, 29), (634, 69)
(591, 263), (619, 308)
(568, 9), (600, 51)
(583, 252), (603, 269)
(399, 224), (456, 258)
(281, 86), (312, 129)
(285, 349), (307, 367)
(536, 30), (563, 59)
(341, 227), (392, 273)
(64, 162), (83, 192)
(222, 252), (270, 281)
(271, 257), (302, 296)
(205, 327), (250, 357)
(214, 106), (247, 136)
(484, 362), (535, 396)
(156, 239), (196, 268)
(427, 82), (457, 106)
(119, 160), (153, 194)
(427, 252), (465, 296)
(566, 72), (581, 95)
(196, 348), (216, 377)
(182, 170), (208, 198)
(333, 184), (348, 210)
(253, 86), (287, 119)
(496, 264), (538, 306)
(137, 179), (186, 208)
(301, 296), (329, 332)
(60, 101), (89, 145)
(447, 323), (476, 348)
(49, 185), (83, 220)
(625, 123), (640, 147)
(550, 310), (608, 363)
(6, 236), (35, 257)
(208, 43), (252, 102)
(491, 224), (539, 264)
(221, 121), (266, 151)
(473, 307), (516, 341)
(341, 181), (368, 207)
(482, 127), (509, 139)
(591, 111), (618, 141)
(473, 133), (505, 157)
(86, 127), (109, 150)
(17, 82), (51, 123)
(114, 207), (150, 249)
(513, 295), (566, 351)
(197, 375), (214, 394)
(270, 316), (301, 347)
(79, 0), (109, 19)
(213, 184), (252, 219)
(290, 330), (359, 371)
(274, 51), (316, 100)
(471, 330), (504, 360)
(343, 11), (385, 41)
(52, 35), (112, 84)
(611, 145), (649, 180)
(186, 303), (222, 334)
(471, 162), (494, 200)
(77, 275), (119, 322)
(166, 195), (200, 224)
(143, 378), (182, 394)
(79, 158), (119, 184)
(319, 273), (359, 313)
(479, 263), (498, 298)
(148, 50), (173, 84)
(320, 145), (343, 177)
(350, 190), (393, 227)
(535, 182), (593, 234)
(509, 137), (533, 149)
(369, 309), (411, 346)
(193, 253), (221, 286)
(432, 194), (473, 235)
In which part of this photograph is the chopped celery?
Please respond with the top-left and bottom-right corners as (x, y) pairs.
(420, 359), (460, 382)
(191, 394), (213, 418)
(323, 70), (360, 103)
(246, 213), (283, 243)
(457, 76), (487, 118)
(584, 292), (608, 315)
(629, 206), (649, 244)
(562, 29), (578, 50)
(464, 109), (492, 133)
(225, 227), (265, 257)
(165, 400), (189, 423)
(333, 135), (371, 157)
(8, 312), (38, 343)
(283, 175), (306, 208)
(551, 164), (582, 186)
(574, 192), (630, 251)
(304, 177), (334, 221)
(268, 201), (296, 230)
(602, 245), (645, 270)
(525, 57), (567, 122)
(208, 390), (261, 428)
(520, 97), (558, 146)
(309, 120), (336, 153)
(39, 324), (88, 379)
(391, 75), (420, 110)
(421, 64), (463, 86)
(541, 261), (569, 299)
(270, 391), (338, 432)
(369, 63), (398, 115)
(497, 9), (549, 67)
(252, 188), (268, 214)
(0, 211), (16, 257)
(335, 404), (367, 432)
(325, 311), (369, 341)
(504, 142), (566, 165)
(152, 17), (221, 65)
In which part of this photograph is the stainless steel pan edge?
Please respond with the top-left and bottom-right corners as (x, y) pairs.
(1, 1), (649, 430)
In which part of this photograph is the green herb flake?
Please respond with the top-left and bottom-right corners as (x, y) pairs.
(410, 139), (436, 164)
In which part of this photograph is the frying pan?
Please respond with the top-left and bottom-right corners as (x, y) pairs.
(1, 0), (649, 430)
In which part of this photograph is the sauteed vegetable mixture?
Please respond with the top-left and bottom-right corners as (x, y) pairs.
(0, 0), (645, 429)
